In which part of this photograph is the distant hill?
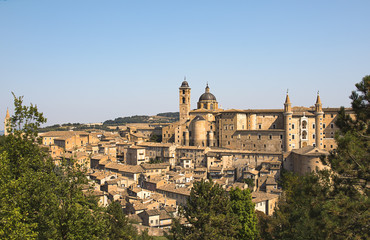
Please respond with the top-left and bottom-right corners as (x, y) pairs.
(38, 112), (179, 132)
(0, 130), (4, 136)
(156, 112), (179, 118)
(103, 112), (179, 125)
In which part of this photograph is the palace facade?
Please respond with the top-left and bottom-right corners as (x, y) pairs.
(162, 80), (349, 153)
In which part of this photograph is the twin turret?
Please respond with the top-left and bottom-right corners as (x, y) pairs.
(283, 91), (324, 151)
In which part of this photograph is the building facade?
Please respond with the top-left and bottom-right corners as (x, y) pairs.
(162, 80), (353, 154)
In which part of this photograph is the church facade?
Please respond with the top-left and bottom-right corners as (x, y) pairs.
(162, 80), (350, 153)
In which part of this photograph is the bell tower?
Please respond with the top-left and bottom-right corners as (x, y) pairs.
(179, 78), (191, 123)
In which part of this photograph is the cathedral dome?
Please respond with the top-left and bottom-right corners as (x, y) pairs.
(197, 83), (219, 110)
(199, 92), (216, 101)
(198, 84), (216, 101)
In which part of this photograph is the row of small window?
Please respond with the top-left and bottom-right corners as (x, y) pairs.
(288, 134), (317, 140)
(288, 123), (335, 129)
(224, 124), (234, 130)
(257, 135), (284, 140)
(324, 145), (334, 149)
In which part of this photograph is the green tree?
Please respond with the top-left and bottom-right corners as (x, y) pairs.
(0, 94), (108, 239)
(106, 201), (139, 240)
(242, 178), (255, 188)
(170, 179), (239, 240)
(149, 157), (163, 164)
(229, 187), (258, 240)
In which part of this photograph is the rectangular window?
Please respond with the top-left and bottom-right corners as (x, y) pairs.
(269, 135), (272, 140)
(292, 124), (295, 129)
(292, 134), (295, 140)
(313, 124), (315, 129)
(331, 123), (334, 128)
(313, 134), (315, 139)
(258, 124), (262, 129)
(272, 124), (276, 129)
(323, 124), (326, 128)
(280, 135), (283, 139)
(258, 134), (261, 140)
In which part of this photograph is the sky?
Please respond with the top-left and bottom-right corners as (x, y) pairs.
(1, 0), (369, 129)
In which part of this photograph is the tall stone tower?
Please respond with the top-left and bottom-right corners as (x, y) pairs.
(179, 79), (191, 123)
(284, 93), (293, 152)
(315, 93), (324, 149)
(4, 108), (10, 136)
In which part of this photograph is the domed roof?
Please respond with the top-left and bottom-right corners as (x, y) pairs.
(180, 80), (189, 88)
(198, 84), (217, 101)
(199, 92), (216, 101)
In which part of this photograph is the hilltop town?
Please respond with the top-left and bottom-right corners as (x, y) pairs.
(2, 80), (355, 236)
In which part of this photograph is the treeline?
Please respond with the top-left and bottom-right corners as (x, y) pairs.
(156, 112), (179, 118)
(104, 115), (152, 125)
(103, 112), (179, 125)
(39, 123), (114, 133)
(39, 112), (180, 131)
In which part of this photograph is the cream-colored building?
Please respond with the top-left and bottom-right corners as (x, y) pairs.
(40, 131), (99, 151)
(126, 146), (149, 165)
(284, 146), (330, 175)
(163, 81), (353, 152)
(162, 80), (354, 174)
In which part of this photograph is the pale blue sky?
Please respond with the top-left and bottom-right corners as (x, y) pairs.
(1, 0), (369, 128)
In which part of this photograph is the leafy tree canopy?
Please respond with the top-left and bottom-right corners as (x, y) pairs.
(169, 180), (257, 240)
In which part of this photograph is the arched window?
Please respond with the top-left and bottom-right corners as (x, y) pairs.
(210, 103), (214, 109)
(182, 90), (185, 94)
(182, 97), (185, 104)
(203, 103), (207, 109)
(302, 130), (307, 140)
(302, 120), (307, 129)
